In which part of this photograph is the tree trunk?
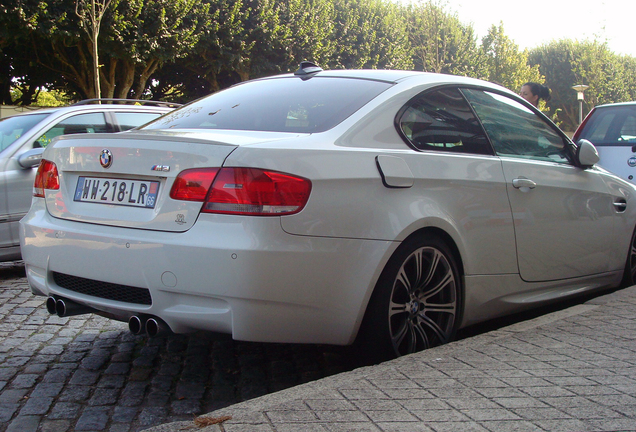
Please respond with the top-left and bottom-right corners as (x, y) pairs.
(100, 58), (117, 98)
(133, 59), (160, 99)
(92, 28), (101, 100)
(116, 61), (136, 99)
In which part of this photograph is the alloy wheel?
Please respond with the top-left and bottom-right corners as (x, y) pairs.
(388, 246), (457, 356)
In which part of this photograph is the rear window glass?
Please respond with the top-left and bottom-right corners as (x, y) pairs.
(579, 105), (636, 146)
(143, 76), (392, 133)
(0, 113), (50, 153)
(35, 112), (109, 147)
(114, 112), (165, 131)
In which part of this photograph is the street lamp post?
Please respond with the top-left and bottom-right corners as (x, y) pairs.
(572, 84), (589, 125)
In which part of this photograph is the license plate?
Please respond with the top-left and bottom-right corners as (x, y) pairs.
(74, 176), (160, 208)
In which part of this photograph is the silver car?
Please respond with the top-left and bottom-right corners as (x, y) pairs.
(19, 66), (636, 361)
(0, 100), (177, 261)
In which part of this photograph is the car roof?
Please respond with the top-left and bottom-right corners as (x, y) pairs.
(3, 101), (177, 120)
(594, 101), (636, 109)
(253, 69), (511, 94)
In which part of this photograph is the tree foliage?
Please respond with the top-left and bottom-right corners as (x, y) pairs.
(481, 23), (542, 91)
(92, 0), (211, 99)
(2, 0), (635, 126)
(407, 1), (484, 77)
(529, 39), (635, 131)
(329, 0), (411, 70)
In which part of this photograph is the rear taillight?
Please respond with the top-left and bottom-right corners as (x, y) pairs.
(169, 168), (220, 201)
(33, 159), (60, 197)
(171, 167), (312, 216)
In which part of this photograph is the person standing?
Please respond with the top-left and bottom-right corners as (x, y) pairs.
(519, 82), (551, 107)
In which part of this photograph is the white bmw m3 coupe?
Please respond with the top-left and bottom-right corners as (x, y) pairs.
(20, 63), (636, 360)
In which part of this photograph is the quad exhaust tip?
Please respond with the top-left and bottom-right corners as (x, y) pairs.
(128, 315), (147, 335)
(46, 297), (57, 314)
(129, 315), (172, 337)
(46, 296), (94, 317)
(145, 317), (171, 337)
(46, 299), (172, 337)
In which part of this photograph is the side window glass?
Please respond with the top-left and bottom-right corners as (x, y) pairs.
(398, 88), (492, 155)
(35, 113), (109, 148)
(586, 111), (616, 142)
(462, 89), (570, 164)
(114, 112), (164, 131)
(619, 112), (636, 142)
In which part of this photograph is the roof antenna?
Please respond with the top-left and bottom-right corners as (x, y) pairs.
(294, 61), (323, 77)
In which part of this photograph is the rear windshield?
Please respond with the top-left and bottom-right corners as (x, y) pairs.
(0, 112), (50, 153)
(579, 105), (636, 146)
(143, 76), (393, 133)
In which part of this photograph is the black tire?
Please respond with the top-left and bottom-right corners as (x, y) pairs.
(357, 234), (462, 362)
(622, 227), (636, 287)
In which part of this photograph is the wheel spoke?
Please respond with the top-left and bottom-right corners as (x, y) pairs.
(419, 249), (442, 289)
(396, 266), (413, 294)
(416, 313), (452, 344)
(411, 319), (430, 349)
(631, 241), (636, 279)
(407, 322), (419, 352)
(388, 299), (409, 318)
(424, 301), (456, 314)
(391, 318), (409, 348)
(419, 270), (455, 303)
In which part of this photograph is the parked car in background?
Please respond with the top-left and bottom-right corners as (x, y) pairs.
(573, 102), (636, 183)
(19, 64), (636, 361)
(0, 99), (178, 261)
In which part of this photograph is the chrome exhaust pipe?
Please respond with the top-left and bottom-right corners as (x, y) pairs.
(128, 315), (147, 335)
(55, 298), (95, 317)
(145, 317), (171, 337)
(46, 297), (58, 314)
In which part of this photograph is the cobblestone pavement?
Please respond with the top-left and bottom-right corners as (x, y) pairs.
(0, 263), (356, 432)
(149, 285), (636, 432)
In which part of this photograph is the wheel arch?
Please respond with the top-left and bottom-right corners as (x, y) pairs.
(404, 227), (465, 279)
(402, 226), (466, 328)
(352, 225), (466, 346)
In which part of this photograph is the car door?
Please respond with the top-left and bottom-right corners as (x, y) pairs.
(0, 160), (13, 250)
(462, 88), (615, 282)
(0, 112), (50, 254)
(392, 87), (518, 275)
(5, 112), (110, 250)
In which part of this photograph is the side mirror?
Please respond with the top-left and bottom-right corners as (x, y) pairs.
(575, 139), (600, 168)
(17, 147), (45, 169)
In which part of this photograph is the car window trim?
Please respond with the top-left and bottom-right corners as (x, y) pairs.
(460, 86), (578, 165)
(394, 84), (498, 156)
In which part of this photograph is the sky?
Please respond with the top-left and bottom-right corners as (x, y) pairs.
(437, 0), (636, 57)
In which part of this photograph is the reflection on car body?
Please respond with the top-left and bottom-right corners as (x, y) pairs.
(19, 65), (636, 361)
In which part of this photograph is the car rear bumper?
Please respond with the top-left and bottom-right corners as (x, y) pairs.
(19, 201), (396, 345)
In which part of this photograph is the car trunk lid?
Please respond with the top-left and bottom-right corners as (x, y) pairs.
(42, 129), (300, 232)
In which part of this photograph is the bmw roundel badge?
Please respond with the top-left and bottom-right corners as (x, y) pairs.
(100, 149), (113, 168)
(628, 156), (636, 168)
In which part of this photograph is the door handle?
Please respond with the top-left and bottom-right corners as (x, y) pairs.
(512, 178), (537, 189)
(613, 199), (627, 212)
